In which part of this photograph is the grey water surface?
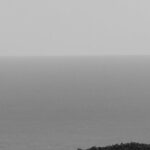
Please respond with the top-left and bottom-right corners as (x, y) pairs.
(0, 55), (150, 150)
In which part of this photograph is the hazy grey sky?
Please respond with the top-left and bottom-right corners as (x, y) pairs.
(0, 0), (150, 55)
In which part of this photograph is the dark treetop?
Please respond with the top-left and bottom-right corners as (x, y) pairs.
(78, 142), (150, 150)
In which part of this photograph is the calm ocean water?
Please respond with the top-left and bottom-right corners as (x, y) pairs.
(0, 55), (150, 150)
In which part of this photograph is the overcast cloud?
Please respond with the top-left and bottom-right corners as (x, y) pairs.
(0, 0), (150, 55)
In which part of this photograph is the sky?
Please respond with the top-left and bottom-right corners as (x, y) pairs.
(0, 0), (150, 55)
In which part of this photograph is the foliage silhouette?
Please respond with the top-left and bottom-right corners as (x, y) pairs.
(78, 142), (150, 150)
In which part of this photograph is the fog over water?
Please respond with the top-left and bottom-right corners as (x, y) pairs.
(0, 55), (150, 150)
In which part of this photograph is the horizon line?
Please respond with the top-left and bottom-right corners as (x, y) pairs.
(0, 53), (150, 57)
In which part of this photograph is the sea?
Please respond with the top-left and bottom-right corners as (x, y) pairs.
(0, 55), (150, 150)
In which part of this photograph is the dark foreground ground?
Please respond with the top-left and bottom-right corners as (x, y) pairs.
(78, 142), (150, 150)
